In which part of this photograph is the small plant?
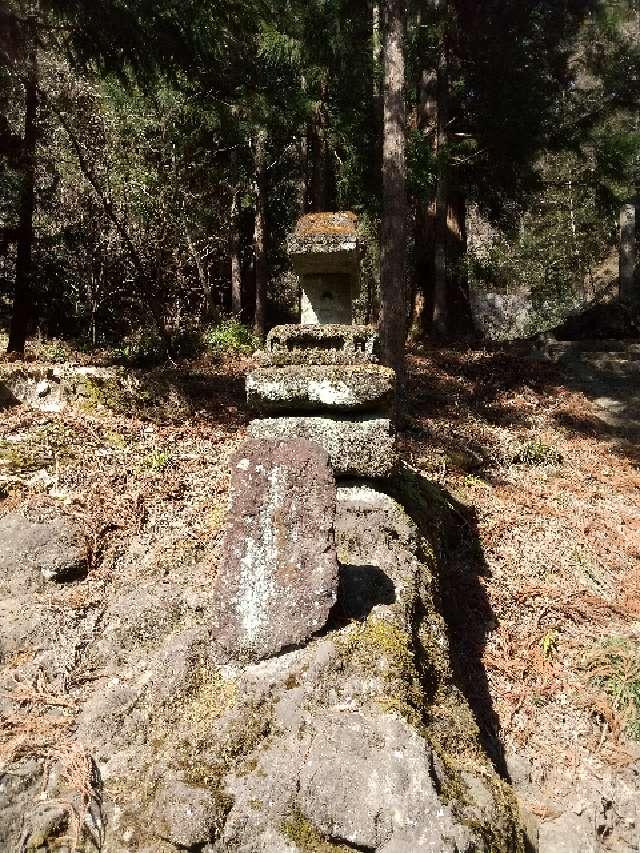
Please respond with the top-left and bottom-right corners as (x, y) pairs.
(541, 629), (559, 659)
(584, 637), (640, 740)
(143, 450), (172, 472)
(513, 440), (563, 467)
(281, 808), (352, 852)
(203, 319), (259, 355)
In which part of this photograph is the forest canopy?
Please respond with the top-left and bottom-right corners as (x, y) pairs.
(1, 0), (639, 357)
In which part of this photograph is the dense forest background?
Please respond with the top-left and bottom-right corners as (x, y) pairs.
(1, 0), (639, 360)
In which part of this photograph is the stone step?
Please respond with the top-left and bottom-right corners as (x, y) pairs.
(246, 364), (395, 413)
(257, 324), (381, 367)
(248, 415), (396, 479)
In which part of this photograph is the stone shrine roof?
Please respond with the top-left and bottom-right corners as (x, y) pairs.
(294, 211), (358, 237)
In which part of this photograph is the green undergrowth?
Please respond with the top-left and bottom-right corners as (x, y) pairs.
(0, 422), (78, 473)
(512, 439), (563, 467)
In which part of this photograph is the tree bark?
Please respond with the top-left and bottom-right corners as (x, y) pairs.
(380, 0), (407, 383)
(305, 79), (334, 212)
(620, 200), (637, 303)
(410, 66), (438, 340)
(230, 189), (242, 317)
(432, 7), (449, 339)
(253, 129), (268, 340)
(8, 30), (37, 356)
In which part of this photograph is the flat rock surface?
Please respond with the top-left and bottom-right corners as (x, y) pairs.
(246, 364), (395, 412)
(248, 416), (396, 478)
(214, 438), (338, 661)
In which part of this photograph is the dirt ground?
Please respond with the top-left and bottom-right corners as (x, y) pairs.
(1, 340), (639, 850)
(403, 344), (640, 850)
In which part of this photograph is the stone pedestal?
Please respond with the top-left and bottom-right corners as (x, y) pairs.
(249, 211), (396, 481)
(247, 324), (396, 480)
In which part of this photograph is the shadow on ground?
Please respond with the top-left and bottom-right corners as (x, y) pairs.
(429, 483), (510, 779)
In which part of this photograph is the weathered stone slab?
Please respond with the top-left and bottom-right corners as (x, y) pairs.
(248, 417), (395, 478)
(214, 439), (338, 661)
(246, 364), (395, 413)
(258, 324), (381, 367)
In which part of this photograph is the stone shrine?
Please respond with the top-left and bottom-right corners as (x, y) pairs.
(247, 212), (397, 479)
(289, 212), (361, 325)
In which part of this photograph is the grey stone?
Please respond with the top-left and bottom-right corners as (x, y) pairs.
(154, 779), (226, 848)
(296, 711), (474, 852)
(248, 416), (396, 478)
(300, 273), (355, 325)
(0, 504), (89, 592)
(538, 811), (599, 853)
(246, 364), (395, 413)
(258, 323), (381, 367)
(213, 438), (338, 661)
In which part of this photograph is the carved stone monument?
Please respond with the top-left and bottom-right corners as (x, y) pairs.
(247, 212), (397, 479)
(289, 212), (361, 325)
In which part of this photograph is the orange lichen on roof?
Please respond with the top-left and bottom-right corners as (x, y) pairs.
(295, 211), (358, 237)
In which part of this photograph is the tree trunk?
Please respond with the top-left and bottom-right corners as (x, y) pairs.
(230, 189), (242, 317)
(380, 0), (407, 384)
(8, 32), (37, 356)
(305, 80), (334, 212)
(253, 129), (268, 340)
(620, 200), (637, 303)
(410, 66), (438, 340)
(432, 7), (449, 339)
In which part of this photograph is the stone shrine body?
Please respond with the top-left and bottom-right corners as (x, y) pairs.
(288, 212), (361, 326)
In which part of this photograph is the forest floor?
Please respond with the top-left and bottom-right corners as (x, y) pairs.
(1, 335), (639, 849)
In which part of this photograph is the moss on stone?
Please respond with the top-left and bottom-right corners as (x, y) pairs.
(281, 808), (353, 852)
(337, 618), (425, 727)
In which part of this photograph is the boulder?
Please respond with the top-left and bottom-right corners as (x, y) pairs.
(0, 504), (89, 593)
(248, 416), (395, 478)
(246, 364), (395, 413)
(213, 438), (338, 661)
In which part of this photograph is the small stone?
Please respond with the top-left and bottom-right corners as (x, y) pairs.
(214, 439), (338, 661)
(246, 364), (395, 413)
(154, 779), (226, 848)
(248, 416), (396, 478)
(538, 811), (598, 853)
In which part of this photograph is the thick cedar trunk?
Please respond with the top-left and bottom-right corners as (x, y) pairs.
(230, 189), (242, 317)
(253, 129), (268, 340)
(8, 33), (37, 356)
(432, 9), (449, 340)
(380, 0), (407, 383)
(305, 80), (334, 212)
